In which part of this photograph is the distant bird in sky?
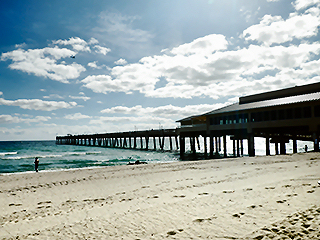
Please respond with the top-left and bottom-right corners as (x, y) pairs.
(70, 55), (75, 58)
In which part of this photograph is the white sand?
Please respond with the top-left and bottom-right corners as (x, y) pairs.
(0, 153), (319, 239)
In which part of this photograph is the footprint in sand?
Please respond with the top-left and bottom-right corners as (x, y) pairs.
(9, 203), (22, 206)
(198, 192), (209, 195)
(223, 190), (235, 193)
(173, 195), (186, 198)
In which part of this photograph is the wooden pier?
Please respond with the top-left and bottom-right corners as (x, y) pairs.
(56, 129), (179, 152)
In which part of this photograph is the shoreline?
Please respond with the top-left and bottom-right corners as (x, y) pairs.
(1, 153), (319, 239)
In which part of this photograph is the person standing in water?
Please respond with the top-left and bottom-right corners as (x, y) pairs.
(34, 157), (39, 172)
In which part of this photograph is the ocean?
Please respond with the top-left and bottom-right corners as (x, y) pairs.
(0, 140), (179, 174)
(0, 138), (314, 174)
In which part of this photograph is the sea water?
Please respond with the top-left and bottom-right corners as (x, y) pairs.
(0, 141), (179, 174)
(0, 138), (314, 174)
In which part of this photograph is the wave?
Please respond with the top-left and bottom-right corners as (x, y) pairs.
(62, 151), (102, 156)
(0, 152), (18, 156)
(86, 151), (102, 155)
(1, 151), (102, 160)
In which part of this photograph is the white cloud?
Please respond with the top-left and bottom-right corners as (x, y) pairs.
(89, 37), (99, 45)
(15, 43), (27, 48)
(81, 37), (320, 99)
(170, 34), (228, 56)
(53, 37), (91, 52)
(0, 91), (3, 96)
(1, 46), (86, 83)
(114, 58), (127, 65)
(242, 10), (320, 46)
(101, 103), (228, 119)
(0, 114), (51, 124)
(293, 0), (320, 10)
(93, 45), (111, 55)
(64, 113), (91, 120)
(43, 94), (64, 99)
(69, 94), (91, 101)
(87, 61), (101, 69)
(0, 98), (77, 111)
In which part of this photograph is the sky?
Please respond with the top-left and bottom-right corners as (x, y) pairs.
(1, 0), (320, 141)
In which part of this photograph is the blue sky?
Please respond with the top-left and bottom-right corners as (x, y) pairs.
(1, 0), (320, 140)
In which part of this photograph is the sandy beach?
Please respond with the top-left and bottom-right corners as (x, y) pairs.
(0, 153), (319, 239)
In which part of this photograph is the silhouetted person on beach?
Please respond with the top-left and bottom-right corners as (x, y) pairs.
(34, 157), (39, 172)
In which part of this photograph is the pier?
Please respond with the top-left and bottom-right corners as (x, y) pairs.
(57, 82), (320, 160)
(56, 129), (179, 152)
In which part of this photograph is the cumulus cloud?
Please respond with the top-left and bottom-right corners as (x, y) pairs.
(80, 3), (320, 100)
(170, 34), (228, 55)
(53, 37), (91, 52)
(43, 94), (64, 99)
(1, 37), (113, 83)
(293, 0), (320, 10)
(114, 58), (127, 65)
(69, 94), (91, 101)
(64, 113), (91, 120)
(89, 37), (99, 45)
(88, 61), (102, 69)
(93, 45), (111, 55)
(101, 103), (227, 118)
(1, 46), (86, 83)
(242, 9), (320, 46)
(81, 40), (320, 99)
(0, 98), (77, 111)
(0, 114), (51, 124)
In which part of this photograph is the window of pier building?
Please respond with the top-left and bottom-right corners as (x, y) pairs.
(210, 113), (248, 125)
(211, 106), (315, 126)
(315, 105), (320, 117)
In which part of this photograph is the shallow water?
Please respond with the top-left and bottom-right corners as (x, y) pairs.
(0, 141), (179, 174)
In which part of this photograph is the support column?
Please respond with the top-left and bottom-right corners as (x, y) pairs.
(153, 136), (157, 150)
(180, 136), (185, 160)
(175, 136), (179, 150)
(233, 137), (236, 157)
(190, 137), (196, 156)
(275, 143), (279, 155)
(209, 133), (214, 158)
(292, 135), (297, 154)
(145, 137), (149, 150)
(196, 137), (200, 150)
(237, 139), (240, 157)
(248, 133), (255, 157)
(223, 135), (227, 158)
(280, 141), (286, 155)
(169, 136), (173, 150)
(266, 134), (270, 156)
(140, 137), (143, 149)
(161, 136), (165, 150)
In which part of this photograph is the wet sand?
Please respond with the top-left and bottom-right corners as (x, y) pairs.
(0, 152), (319, 239)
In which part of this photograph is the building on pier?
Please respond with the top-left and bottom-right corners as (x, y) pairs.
(177, 82), (320, 159)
